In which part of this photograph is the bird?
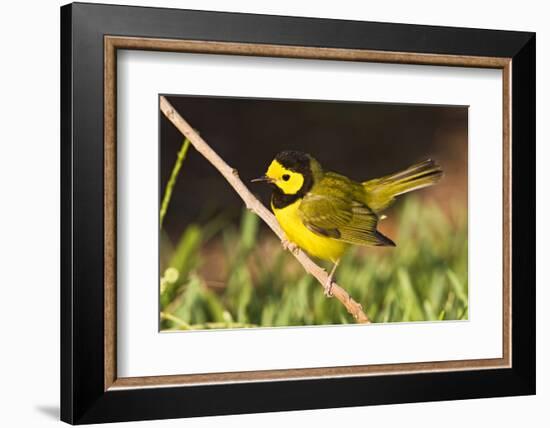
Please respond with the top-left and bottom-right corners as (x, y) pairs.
(252, 150), (443, 296)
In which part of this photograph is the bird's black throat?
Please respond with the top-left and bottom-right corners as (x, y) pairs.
(270, 171), (314, 209)
(271, 188), (302, 209)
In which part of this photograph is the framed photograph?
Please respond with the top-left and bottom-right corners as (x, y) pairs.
(61, 2), (535, 424)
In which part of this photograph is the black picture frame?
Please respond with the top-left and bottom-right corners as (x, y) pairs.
(61, 2), (535, 424)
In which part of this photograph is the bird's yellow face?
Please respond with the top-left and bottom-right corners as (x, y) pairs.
(265, 159), (305, 195)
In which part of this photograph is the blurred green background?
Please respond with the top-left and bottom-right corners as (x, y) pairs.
(159, 95), (468, 330)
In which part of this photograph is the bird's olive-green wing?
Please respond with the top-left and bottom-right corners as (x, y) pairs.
(298, 174), (395, 247)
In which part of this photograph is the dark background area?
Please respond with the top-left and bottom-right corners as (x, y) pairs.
(161, 95), (468, 242)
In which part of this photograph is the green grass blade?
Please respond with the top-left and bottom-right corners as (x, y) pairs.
(160, 137), (191, 228)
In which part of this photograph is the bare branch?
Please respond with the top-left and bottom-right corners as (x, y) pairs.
(160, 96), (370, 324)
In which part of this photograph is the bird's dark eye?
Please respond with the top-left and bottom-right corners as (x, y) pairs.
(282, 174), (290, 181)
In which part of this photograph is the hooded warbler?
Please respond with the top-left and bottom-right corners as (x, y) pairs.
(252, 150), (443, 295)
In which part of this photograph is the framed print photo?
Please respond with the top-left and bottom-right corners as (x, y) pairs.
(60, 2), (536, 424)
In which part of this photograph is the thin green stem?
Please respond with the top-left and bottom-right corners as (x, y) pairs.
(191, 322), (259, 329)
(160, 311), (192, 329)
(458, 304), (469, 320)
(160, 138), (190, 228)
(160, 311), (258, 331)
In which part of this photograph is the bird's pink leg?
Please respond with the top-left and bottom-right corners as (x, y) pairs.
(281, 238), (299, 255)
(324, 259), (341, 297)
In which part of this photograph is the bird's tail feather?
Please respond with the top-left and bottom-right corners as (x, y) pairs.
(362, 159), (443, 213)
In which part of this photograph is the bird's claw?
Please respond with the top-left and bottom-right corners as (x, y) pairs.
(282, 239), (299, 255)
(324, 276), (334, 297)
(323, 260), (340, 298)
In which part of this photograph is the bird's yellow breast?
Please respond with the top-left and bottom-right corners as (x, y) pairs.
(272, 199), (347, 262)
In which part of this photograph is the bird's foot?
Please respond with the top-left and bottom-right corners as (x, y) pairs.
(281, 239), (299, 255)
(324, 274), (334, 298)
(324, 260), (340, 298)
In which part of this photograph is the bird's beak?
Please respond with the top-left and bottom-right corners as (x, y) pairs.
(251, 175), (273, 183)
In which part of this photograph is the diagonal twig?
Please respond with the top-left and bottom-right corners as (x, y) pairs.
(160, 96), (370, 324)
